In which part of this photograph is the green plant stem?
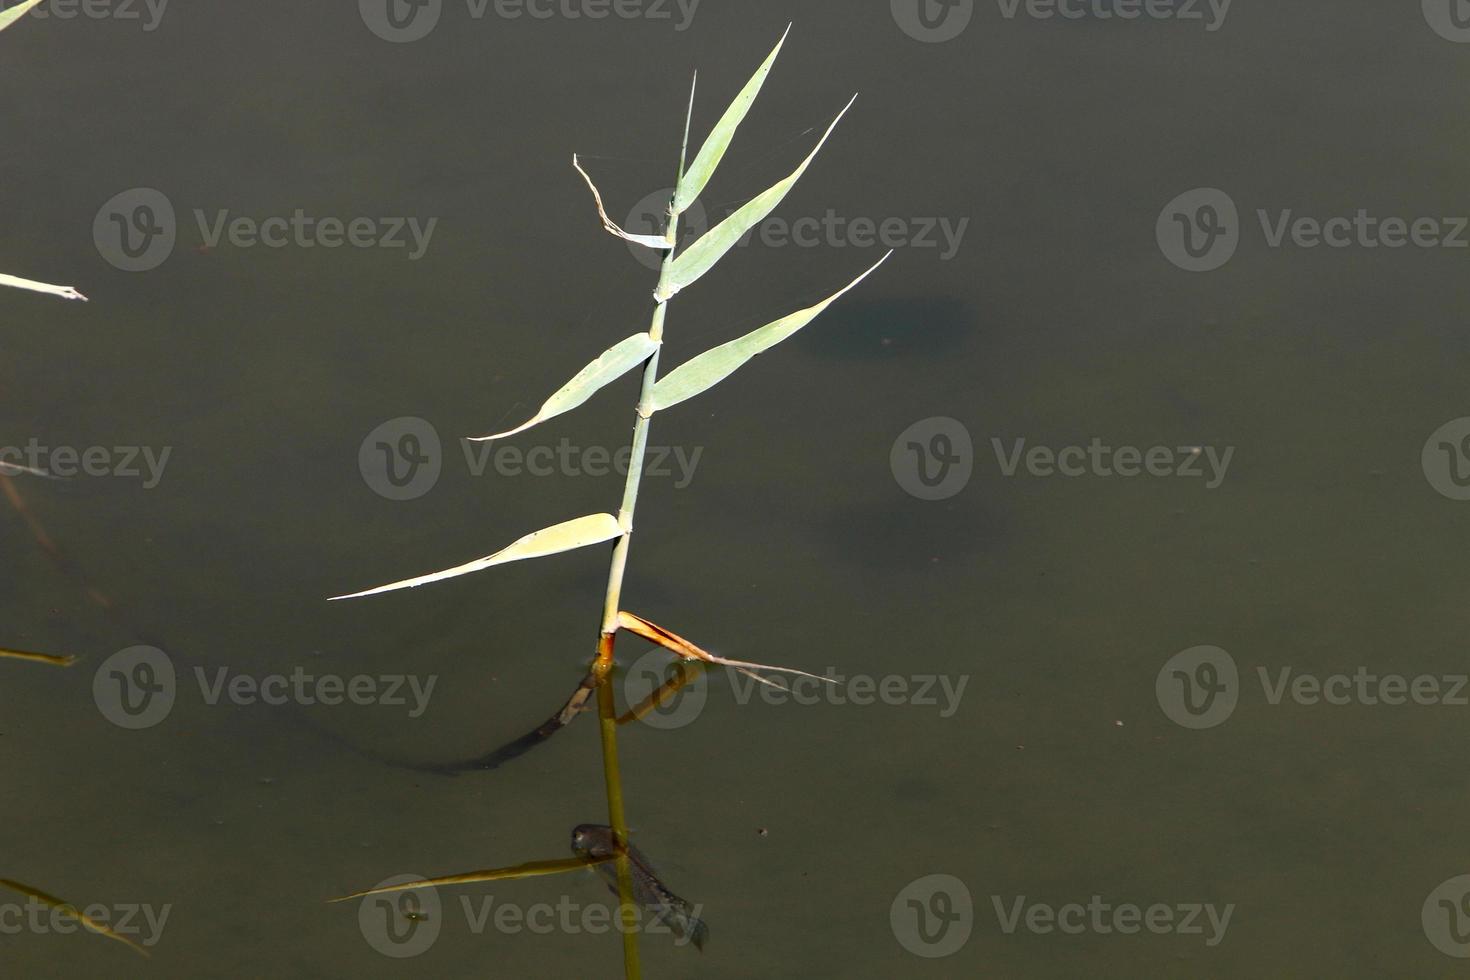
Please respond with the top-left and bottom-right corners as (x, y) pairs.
(591, 77), (695, 980)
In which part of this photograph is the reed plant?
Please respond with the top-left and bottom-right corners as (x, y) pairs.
(330, 27), (887, 977)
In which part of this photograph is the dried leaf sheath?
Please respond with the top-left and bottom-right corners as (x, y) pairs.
(616, 610), (836, 688)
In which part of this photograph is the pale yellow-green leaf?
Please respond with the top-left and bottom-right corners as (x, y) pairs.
(0, 272), (88, 301)
(672, 24), (790, 215)
(655, 94), (857, 302)
(328, 856), (608, 903)
(330, 513), (622, 600)
(0, 0), (45, 34)
(0, 879), (149, 957)
(649, 251), (892, 412)
(469, 333), (658, 442)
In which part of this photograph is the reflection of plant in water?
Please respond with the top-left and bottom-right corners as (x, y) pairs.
(330, 27), (886, 977)
(0, 1), (149, 961)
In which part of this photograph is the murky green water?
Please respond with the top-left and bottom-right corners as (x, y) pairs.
(5, 2), (1470, 976)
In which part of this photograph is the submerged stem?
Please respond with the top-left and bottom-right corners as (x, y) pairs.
(594, 633), (641, 979)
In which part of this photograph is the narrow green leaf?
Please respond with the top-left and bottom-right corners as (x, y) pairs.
(330, 513), (622, 600)
(656, 94), (857, 302)
(469, 333), (659, 442)
(0, 0), (45, 34)
(328, 856), (609, 903)
(672, 24), (790, 215)
(650, 251), (892, 413)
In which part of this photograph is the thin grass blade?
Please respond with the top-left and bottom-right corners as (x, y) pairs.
(650, 251), (891, 413)
(656, 94), (857, 302)
(329, 856), (610, 903)
(0, 879), (149, 957)
(330, 513), (622, 600)
(469, 333), (658, 442)
(0, 646), (76, 667)
(672, 24), (790, 215)
(0, 272), (88, 302)
(0, 0), (45, 34)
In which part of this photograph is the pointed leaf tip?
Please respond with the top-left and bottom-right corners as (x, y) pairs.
(330, 513), (622, 600)
(659, 93), (859, 301)
(673, 25), (791, 215)
(650, 250), (891, 413)
(469, 332), (659, 442)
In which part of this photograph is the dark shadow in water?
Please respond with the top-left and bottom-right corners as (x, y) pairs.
(792, 295), (973, 361)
